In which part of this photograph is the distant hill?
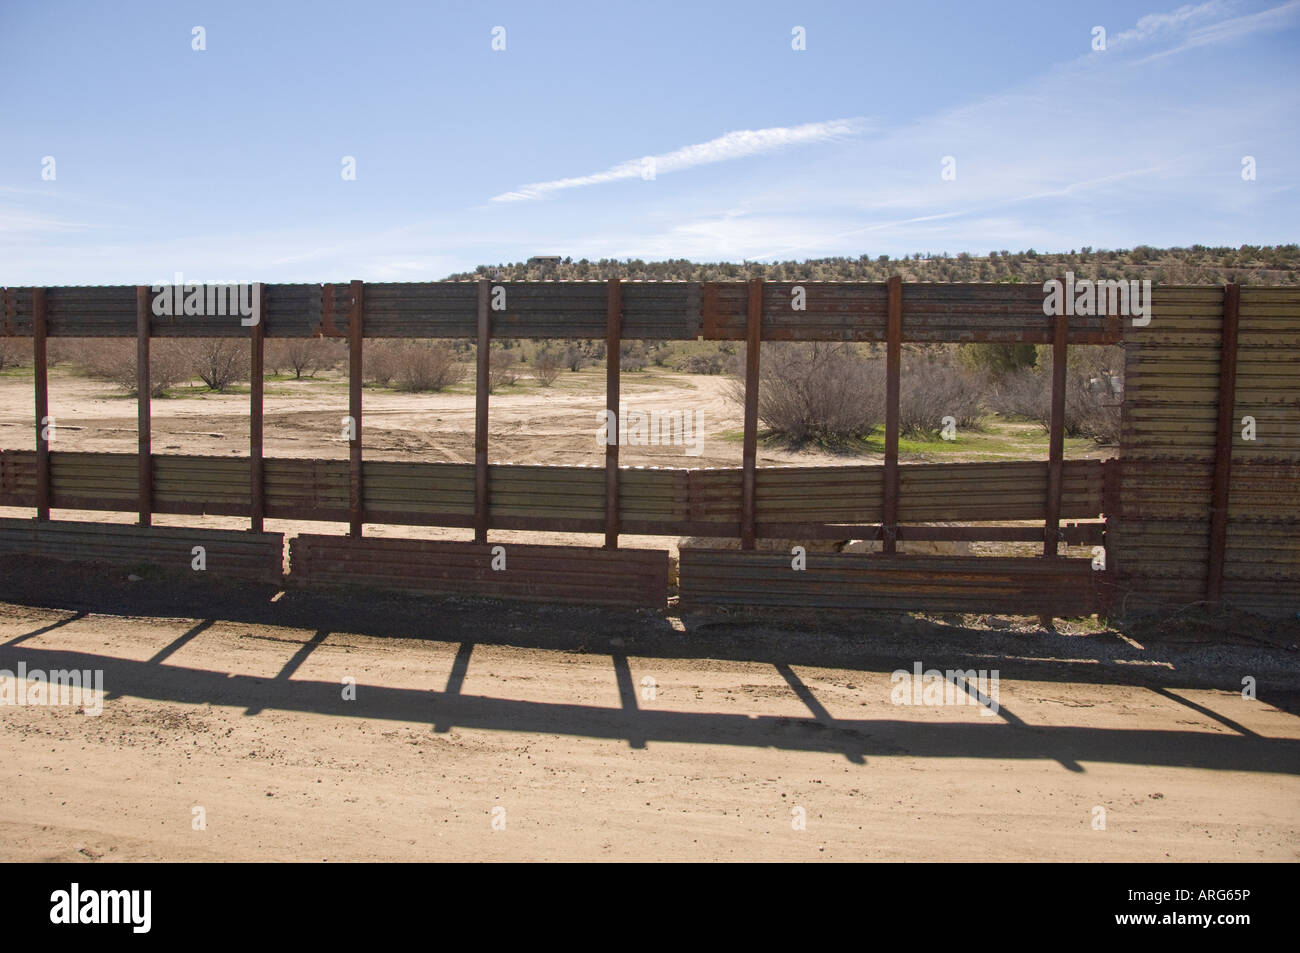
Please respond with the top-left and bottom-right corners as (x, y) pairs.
(447, 245), (1299, 285)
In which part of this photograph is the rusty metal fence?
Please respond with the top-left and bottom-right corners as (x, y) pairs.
(1, 279), (1295, 616)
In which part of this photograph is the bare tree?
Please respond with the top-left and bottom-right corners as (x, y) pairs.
(82, 339), (191, 397)
(0, 336), (35, 371)
(267, 338), (335, 379)
(488, 350), (518, 392)
(364, 340), (400, 386)
(394, 341), (466, 392)
(532, 347), (563, 387)
(728, 343), (886, 445)
(185, 339), (250, 392)
(898, 357), (984, 436)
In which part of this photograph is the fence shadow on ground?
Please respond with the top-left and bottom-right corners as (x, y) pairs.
(1, 633), (1296, 776)
(4, 554), (1297, 695)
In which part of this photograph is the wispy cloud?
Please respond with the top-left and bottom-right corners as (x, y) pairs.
(1131, 0), (1300, 63)
(490, 118), (866, 202)
(1109, 0), (1231, 49)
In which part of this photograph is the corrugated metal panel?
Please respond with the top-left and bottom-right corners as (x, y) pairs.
(679, 550), (1110, 614)
(687, 460), (1105, 526)
(1113, 281), (1300, 617)
(1233, 288), (1300, 463)
(1117, 459), (1214, 521)
(1218, 288), (1300, 613)
(2, 452), (1108, 535)
(266, 457), (350, 520)
(264, 284), (325, 338)
(1114, 287), (1233, 612)
(4, 284), (327, 339)
(49, 451), (136, 511)
(701, 281), (1122, 343)
(1, 280), (1149, 342)
(289, 535), (668, 607)
(355, 282), (478, 338)
(0, 517), (283, 583)
(0, 449), (37, 506)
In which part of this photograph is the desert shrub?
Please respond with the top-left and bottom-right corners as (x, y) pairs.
(563, 346), (586, 372)
(620, 341), (647, 371)
(729, 342), (886, 444)
(394, 341), (465, 392)
(656, 341), (735, 374)
(986, 367), (1047, 424)
(267, 338), (336, 379)
(44, 339), (73, 367)
(83, 339), (191, 397)
(488, 349), (519, 392)
(532, 347), (563, 387)
(1075, 386), (1121, 444)
(986, 346), (1122, 444)
(684, 352), (724, 374)
(185, 339), (249, 392)
(958, 342), (1037, 378)
(0, 337), (32, 370)
(686, 353), (723, 374)
(363, 340), (400, 385)
(1069, 345), (1123, 444)
(898, 358), (985, 436)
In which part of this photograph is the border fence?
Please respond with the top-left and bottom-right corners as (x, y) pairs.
(0, 279), (1295, 617)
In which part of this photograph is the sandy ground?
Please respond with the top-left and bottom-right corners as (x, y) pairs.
(1, 367), (781, 467)
(1, 364), (1110, 467)
(0, 568), (1297, 863)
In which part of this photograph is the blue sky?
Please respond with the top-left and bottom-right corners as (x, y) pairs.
(1, 0), (1297, 283)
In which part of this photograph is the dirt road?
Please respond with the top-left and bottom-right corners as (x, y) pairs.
(1, 575), (1296, 862)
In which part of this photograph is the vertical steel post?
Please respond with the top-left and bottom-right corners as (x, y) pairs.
(136, 285), (152, 525)
(605, 279), (622, 549)
(741, 278), (762, 548)
(348, 279), (364, 536)
(474, 280), (491, 544)
(33, 288), (49, 521)
(882, 276), (902, 553)
(1044, 307), (1069, 556)
(250, 284), (266, 532)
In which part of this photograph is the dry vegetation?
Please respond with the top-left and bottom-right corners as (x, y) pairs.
(724, 341), (1122, 447)
(450, 244), (1300, 285)
(7, 333), (1123, 448)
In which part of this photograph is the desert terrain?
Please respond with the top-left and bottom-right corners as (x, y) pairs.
(0, 573), (1297, 862)
(0, 363), (1295, 862)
